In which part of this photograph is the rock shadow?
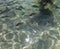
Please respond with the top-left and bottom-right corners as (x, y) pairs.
(30, 8), (56, 26)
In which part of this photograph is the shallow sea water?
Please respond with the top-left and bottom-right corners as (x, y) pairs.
(0, 0), (60, 49)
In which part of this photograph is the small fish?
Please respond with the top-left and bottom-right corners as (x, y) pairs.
(29, 13), (36, 16)
(0, 15), (9, 18)
(16, 22), (23, 26)
(32, 5), (39, 8)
